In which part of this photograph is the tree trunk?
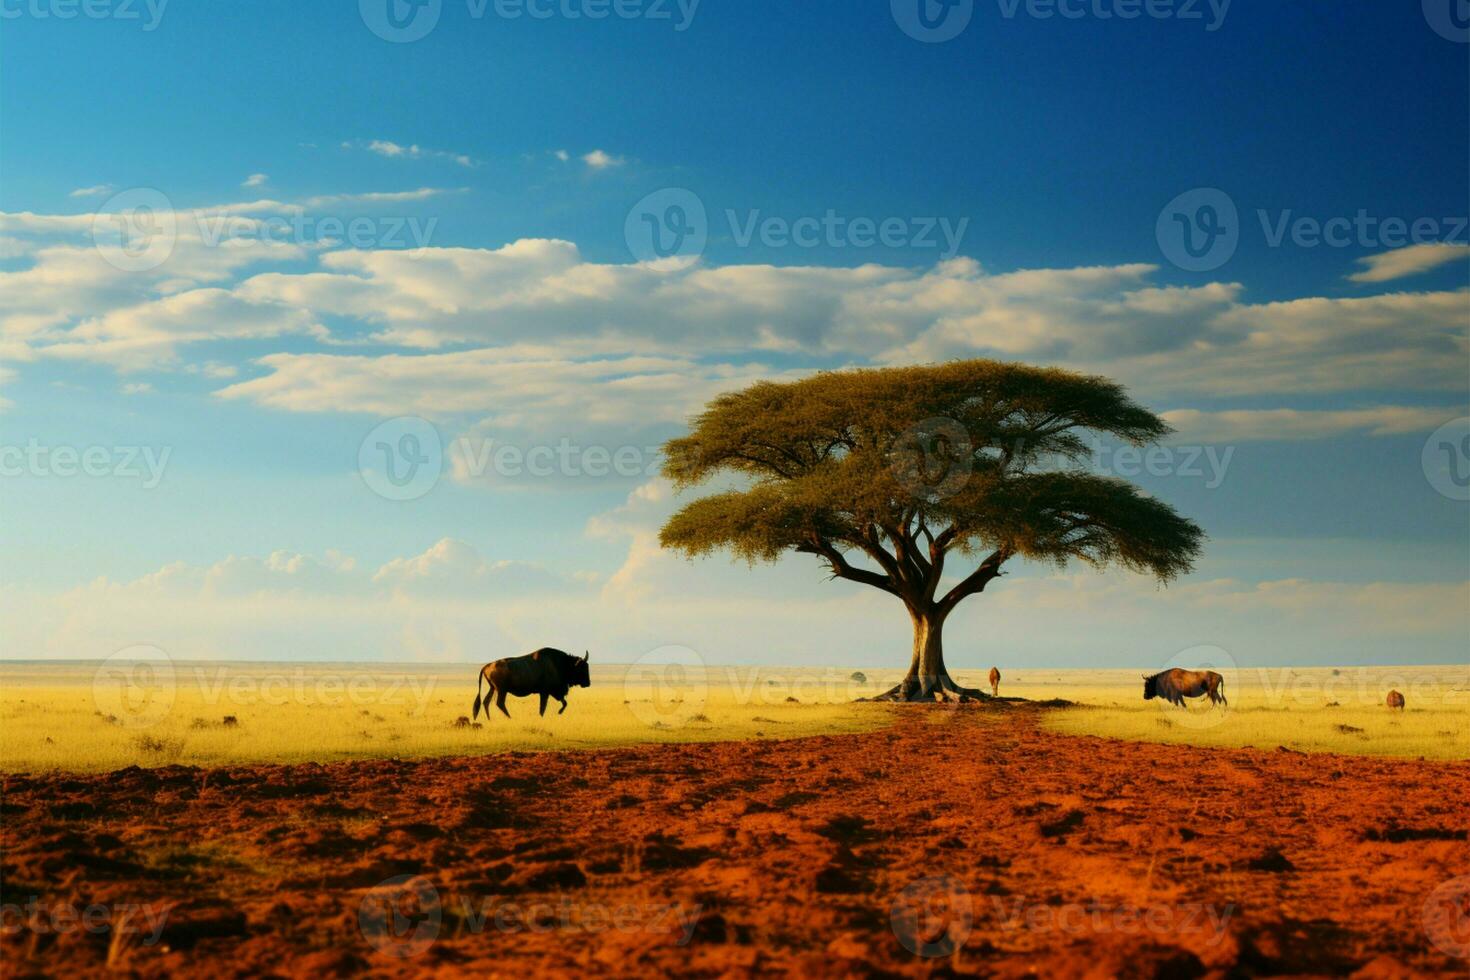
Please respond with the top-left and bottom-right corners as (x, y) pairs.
(872, 607), (989, 703)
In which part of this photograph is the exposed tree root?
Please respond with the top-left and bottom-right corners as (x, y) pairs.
(864, 673), (1031, 704)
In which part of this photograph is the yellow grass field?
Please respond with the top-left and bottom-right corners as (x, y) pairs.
(0, 661), (887, 774)
(1025, 664), (1470, 761)
(1, 661), (1466, 773)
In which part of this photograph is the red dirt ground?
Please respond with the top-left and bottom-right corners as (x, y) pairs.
(2, 706), (1467, 978)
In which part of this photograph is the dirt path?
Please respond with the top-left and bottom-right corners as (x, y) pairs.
(3, 707), (1467, 977)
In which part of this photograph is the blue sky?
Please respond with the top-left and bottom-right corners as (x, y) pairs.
(0, 1), (1467, 667)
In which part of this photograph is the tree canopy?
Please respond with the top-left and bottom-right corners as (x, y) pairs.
(658, 360), (1206, 701)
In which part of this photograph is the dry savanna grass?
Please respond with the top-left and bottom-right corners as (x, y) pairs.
(1, 661), (1464, 773)
(1026, 664), (1470, 761)
(0, 662), (885, 774)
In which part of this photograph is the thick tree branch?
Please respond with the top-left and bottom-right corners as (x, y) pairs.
(798, 536), (901, 597)
(885, 518), (931, 585)
(856, 523), (906, 587)
(937, 546), (1013, 615)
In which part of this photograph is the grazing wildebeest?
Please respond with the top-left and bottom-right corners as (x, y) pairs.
(989, 666), (1001, 698)
(1143, 668), (1227, 708)
(1386, 690), (1405, 710)
(473, 649), (590, 720)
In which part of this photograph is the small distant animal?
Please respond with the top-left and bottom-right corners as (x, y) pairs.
(988, 666), (1001, 698)
(1143, 668), (1227, 708)
(473, 648), (591, 720)
(1386, 690), (1405, 710)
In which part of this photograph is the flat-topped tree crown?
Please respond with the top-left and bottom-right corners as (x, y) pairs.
(659, 360), (1205, 702)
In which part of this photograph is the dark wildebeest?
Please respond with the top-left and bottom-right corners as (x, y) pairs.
(473, 648), (590, 720)
(1143, 668), (1227, 708)
(988, 666), (1001, 698)
(1386, 690), (1405, 710)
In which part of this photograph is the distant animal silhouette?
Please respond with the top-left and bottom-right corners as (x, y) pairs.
(1386, 690), (1405, 710)
(988, 666), (1001, 698)
(473, 649), (590, 720)
(1143, 668), (1227, 708)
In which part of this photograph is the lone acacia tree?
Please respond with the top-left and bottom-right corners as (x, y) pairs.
(658, 360), (1205, 702)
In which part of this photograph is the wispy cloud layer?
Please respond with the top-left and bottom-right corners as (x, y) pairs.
(1162, 406), (1465, 443)
(6, 496), (1463, 663)
(3, 198), (1466, 447)
(344, 138), (477, 168)
(1349, 243), (1469, 283)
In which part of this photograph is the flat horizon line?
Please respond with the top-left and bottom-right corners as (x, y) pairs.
(2, 658), (1466, 671)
